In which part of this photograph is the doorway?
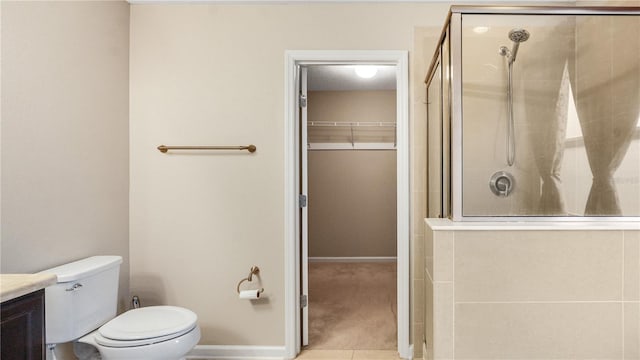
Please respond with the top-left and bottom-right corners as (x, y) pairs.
(284, 51), (410, 359)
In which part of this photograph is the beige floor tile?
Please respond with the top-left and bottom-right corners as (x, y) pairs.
(352, 350), (402, 359)
(296, 350), (354, 359)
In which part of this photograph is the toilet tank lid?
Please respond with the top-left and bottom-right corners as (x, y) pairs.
(38, 256), (123, 283)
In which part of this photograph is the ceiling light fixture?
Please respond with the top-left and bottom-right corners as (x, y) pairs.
(354, 66), (378, 79)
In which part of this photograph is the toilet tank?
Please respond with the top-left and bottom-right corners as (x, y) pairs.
(39, 256), (123, 344)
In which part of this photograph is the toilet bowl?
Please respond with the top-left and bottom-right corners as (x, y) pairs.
(77, 306), (201, 360)
(40, 256), (200, 360)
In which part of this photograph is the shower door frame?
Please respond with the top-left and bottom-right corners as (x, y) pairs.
(284, 50), (410, 359)
(443, 6), (640, 221)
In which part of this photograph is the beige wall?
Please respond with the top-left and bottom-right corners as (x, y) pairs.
(307, 90), (396, 258)
(308, 150), (397, 258)
(1, 1), (130, 357)
(0, 0), (130, 300)
(425, 221), (640, 360)
(129, 3), (449, 348)
(307, 90), (396, 144)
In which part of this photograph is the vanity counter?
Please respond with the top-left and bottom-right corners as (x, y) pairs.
(0, 274), (57, 303)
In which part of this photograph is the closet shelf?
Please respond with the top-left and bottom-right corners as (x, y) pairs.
(307, 142), (396, 151)
(308, 121), (397, 149)
(308, 121), (396, 128)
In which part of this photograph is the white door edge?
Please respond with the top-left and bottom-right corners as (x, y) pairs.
(284, 50), (411, 360)
(300, 66), (309, 347)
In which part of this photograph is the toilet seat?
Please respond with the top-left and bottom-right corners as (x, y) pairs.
(95, 306), (198, 348)
(94, 324), (197, 348)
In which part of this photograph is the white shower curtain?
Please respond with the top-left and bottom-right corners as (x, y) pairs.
(574, 16), (640, 216)
(524, 65), (570, 215)
(523, 16), (640, 216)
(536, 66), (570, 215)
(523, 21), (574, 215)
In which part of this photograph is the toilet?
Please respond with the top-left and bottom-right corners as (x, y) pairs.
(40, 256), (200, 360)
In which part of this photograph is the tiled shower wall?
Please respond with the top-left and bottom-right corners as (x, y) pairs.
(424, 221), (640, 360)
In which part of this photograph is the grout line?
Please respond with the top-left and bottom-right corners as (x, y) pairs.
(623, 231), (626, 301)
(623, 231), (625, 360)
(622, 302), (626, 360)
(452, 231), (455, 360)
(455, 300), (631, 304)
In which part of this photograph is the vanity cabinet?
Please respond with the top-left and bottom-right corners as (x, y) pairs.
(1, 289), (46, 360)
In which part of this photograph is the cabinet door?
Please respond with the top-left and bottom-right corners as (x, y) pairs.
(1, 289), (46, 360)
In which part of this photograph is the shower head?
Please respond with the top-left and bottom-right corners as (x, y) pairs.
(508, 29), (530, 43)
(508, 28), (530, 64)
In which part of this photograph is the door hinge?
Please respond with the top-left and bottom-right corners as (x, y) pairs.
(299, 194), (307, 208)
(300, 294), (308, 308)
(299, 94), (307, 108)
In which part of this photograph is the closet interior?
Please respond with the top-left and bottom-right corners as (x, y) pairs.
(305, 65), (398, 350)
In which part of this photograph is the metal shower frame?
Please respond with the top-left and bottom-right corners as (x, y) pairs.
(426, 5), (640, 222)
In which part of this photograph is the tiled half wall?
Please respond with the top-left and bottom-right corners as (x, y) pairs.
(424, 220), (640, 360)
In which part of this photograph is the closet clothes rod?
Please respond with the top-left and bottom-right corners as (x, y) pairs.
(308, 121), (396, 128)
(157, 144), (257, 153)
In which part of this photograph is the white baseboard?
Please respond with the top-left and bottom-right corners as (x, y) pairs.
(407, 344), (414, 360)
(187, 345), (287, 359)
(308, 256), (397, 263)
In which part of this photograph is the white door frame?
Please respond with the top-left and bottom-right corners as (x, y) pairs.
(284, 50), (410, 359)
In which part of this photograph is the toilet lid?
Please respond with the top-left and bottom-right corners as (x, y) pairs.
(94, 325), (197, 348)
(98, 306), (197, 341)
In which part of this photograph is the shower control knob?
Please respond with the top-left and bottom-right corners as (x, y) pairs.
(490, 171), (515, 197)
(497, 177), (510, 192)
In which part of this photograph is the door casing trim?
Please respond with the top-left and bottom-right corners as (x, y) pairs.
(283, 50), (411, 359)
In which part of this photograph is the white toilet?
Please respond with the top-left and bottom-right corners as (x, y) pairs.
(40, 256), (200, 360)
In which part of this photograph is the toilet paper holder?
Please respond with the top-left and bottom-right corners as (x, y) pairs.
(236, 266), (265, 294)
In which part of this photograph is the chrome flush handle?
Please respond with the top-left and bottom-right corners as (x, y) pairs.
(65, 283), (83, 291)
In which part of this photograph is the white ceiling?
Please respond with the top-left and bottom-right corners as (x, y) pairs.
(307, 65), (396, 91)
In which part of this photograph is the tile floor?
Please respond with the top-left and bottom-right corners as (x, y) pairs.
(295, 350), (402, 359)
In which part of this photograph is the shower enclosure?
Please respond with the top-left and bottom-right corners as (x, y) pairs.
(426, 6), (640, 220)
